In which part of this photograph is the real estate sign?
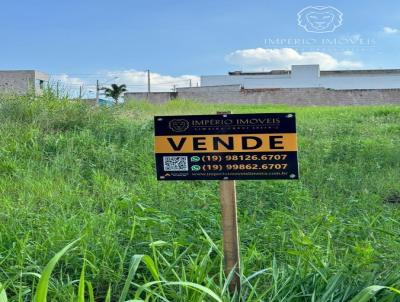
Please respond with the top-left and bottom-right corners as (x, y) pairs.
(154, 113), (299, 180)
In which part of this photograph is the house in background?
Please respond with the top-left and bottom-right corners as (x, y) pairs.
(201, 65), (400, 90)
(0, 70), (49, 95)
(125, 64), (400, 106)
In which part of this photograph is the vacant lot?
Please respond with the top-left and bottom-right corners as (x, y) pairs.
(0, 95), (400, 301)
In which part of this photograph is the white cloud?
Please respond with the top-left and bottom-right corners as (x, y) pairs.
(104, 70), (200, 92)
(383, 26), (399, 34)
(342, 50), (354, 56)
(49, 74), (87, 97)
(225, 48), (363, 70)
(51, 70), (200, 97)
(51, 74), (85, 87)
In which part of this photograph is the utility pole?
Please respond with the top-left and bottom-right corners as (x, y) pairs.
(147, 69), (151, 97)
(173, 84), (176, 92)
(189, 79), (192, 87)
(56, 81), (60, 98)
(96, 80), (100, 104)
(79, 86), (82, 99)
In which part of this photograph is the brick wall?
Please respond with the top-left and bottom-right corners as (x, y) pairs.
(125, 86), (400, 106)
(124, 92), (177, 104)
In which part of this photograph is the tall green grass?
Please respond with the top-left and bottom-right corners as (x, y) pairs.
(0, 94), (399, 301)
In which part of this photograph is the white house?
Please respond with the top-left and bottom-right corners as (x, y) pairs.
(201, 65), (400, 90)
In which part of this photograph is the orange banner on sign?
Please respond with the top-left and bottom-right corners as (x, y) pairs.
(155, 133), (297, 153)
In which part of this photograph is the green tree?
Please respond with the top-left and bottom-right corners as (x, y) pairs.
(103, 84), (127, 104)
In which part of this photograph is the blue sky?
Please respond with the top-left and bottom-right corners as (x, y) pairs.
(1, 0), (399, 93)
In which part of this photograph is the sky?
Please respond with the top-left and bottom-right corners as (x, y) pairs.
(1, 0), (399, 94)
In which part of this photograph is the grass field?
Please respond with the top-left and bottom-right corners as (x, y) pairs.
(0, 93), (400, 301)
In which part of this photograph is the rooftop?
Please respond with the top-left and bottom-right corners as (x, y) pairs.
(0, 70), (49, 80)
(228, 68), (400, 76)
